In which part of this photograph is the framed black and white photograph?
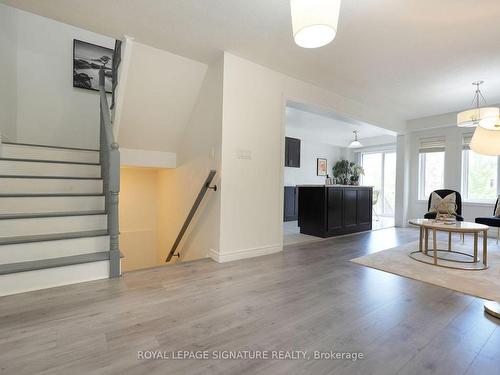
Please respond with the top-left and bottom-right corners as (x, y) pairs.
(73, 39), (113, 93)
(317, 158), (327, 176)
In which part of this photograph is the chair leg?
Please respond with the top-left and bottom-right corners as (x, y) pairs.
(373, 207), (380, 221)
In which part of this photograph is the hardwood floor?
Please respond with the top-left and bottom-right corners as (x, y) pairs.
(283, 220), (323, 246)
(0, 227), (498, 375)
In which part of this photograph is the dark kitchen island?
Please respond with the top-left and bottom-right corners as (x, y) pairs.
(297, 185), (373, 238)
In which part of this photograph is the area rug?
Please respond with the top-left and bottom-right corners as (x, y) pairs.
(351, 241), (500, 301)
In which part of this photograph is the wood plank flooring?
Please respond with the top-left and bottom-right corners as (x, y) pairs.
(0, 227), (498, 375)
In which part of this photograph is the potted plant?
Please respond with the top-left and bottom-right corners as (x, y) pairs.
(332, 159), (351, 185)
(350, 162), (364, 186)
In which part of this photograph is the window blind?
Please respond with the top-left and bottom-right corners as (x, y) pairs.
(462, 132), (474, 150)
(418, 137), (445, 153)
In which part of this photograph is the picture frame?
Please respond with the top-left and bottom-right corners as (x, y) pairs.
(317, 158), (327, 176)
(73, 39), (113, 93)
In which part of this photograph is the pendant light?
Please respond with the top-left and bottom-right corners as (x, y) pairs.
(470, 120), (500, 155)
(290, 0), (341, 49)
(348, 131), (363, 148)
(457, 81), (499, 129)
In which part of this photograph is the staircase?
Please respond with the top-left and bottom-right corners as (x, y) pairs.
(0, 141), (115, 296)
(0, 41), (122, 297)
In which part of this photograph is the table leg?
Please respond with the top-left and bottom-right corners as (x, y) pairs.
(448, 231), (451, 251)
(433, 229), (437, 265)
(424, 228), (428, 255)
(473, 233), (478, 263)
(419, 227), (423, 252)
(483, 230), (488, 266)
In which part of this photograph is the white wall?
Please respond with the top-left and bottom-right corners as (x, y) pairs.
(0, 4), (18, 141)
(219, 52), (405, 261)
(118, 41), (207, 152)
(2, 5), (115, 149)
(406, 105), (500, 132)
(120, 167), (160, 272)
(120, 148), (176, 168)
(283, 138), (345, 186)
(157, 57), (223, 262)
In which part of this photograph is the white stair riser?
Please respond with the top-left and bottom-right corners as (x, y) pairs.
(0, 178), (103, 194)
(0, 196), (105, 214)
(0, 236), (110, 264)
(0, 261), (110, 297)
(1, 144), (99, 163)
(0, 215), (107, 238)
(0, 160), (101, 177)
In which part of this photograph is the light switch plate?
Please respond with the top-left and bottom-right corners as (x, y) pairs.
(236, 149), (252, 160)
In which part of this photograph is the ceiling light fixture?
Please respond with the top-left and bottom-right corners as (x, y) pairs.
(348, 131), (363, 148)
(290, 0), (341, 49)
(470, 121), (500, 155)
(457, 81), (499, 129)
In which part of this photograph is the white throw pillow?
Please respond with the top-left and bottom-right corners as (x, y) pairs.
(495, 195), (500, 217)
(429, 192), (457, 215)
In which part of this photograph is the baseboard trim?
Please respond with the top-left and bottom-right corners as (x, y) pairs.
(209, 244), (282, 263)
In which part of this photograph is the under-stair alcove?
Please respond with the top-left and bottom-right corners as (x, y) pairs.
(119, 166), (218, 272)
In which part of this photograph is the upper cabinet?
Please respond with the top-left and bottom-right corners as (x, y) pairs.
(285, 137), (301, 168)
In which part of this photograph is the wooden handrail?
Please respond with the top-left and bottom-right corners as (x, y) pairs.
(165, 170), (217, 262)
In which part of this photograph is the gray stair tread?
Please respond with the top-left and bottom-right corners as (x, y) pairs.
(0, 252), (110, 275)
(0, 211), (107, 220)
(0, 157), (100, 166)
(0, 193), (104, 197)
(0, 230), (109, 245)
(0, 175), (103, 180)
(2, 141), (99, 152)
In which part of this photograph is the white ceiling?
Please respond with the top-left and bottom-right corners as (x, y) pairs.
(5, 0), (500, 121)
(286, 105), (395, 148)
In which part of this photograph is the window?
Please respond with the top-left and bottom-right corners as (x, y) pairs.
(418, 137), (445, 200)
(462, 133), (499, 202)
(361, 151), (396, 216)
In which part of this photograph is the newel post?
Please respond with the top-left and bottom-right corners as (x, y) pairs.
(108, 142), (121, 277)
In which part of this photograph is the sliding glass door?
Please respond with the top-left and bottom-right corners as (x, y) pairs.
(360, 153), (383, 214)
(361, 151), (396, 217)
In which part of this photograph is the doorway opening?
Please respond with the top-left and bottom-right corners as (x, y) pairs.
(282, 101), (397, 246)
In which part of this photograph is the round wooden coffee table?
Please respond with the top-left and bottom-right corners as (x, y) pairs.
(408, 219), (489, 270)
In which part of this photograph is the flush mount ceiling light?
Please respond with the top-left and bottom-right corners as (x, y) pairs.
(290, 0), (341, 48)
(457, 81), (499, 129)
(348, 131), (363, 148)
